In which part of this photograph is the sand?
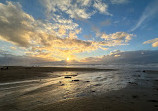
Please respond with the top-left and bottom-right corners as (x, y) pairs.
(0, 66), (158, 111)
(0, 66), (116, 82)
(33, 70), (158, 111)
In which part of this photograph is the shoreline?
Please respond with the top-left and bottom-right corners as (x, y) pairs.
(0, 66), (117, 83)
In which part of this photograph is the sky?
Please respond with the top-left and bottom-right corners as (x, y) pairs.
(0, 0), (158, 65)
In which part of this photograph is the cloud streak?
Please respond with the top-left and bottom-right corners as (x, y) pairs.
(131, 0), (158, 32)
(110, 0), (129, 4)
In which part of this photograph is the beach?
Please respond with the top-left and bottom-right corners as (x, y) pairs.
(0, 66), (158, 111)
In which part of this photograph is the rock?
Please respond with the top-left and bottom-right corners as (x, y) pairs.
(128, 82), (138, 85)
(143, 70), (146, 72)
(72, 79), (79, 81)
(92, 91), (95, 92)
(148, 100), (158, 102)
(154, 105), (158, 107)
(64, 76), (71, 78)
(94, 84), (102, 86)
(86, 81), (90, 82)
(132, 95), (138, 99)
(60, 84), (65, 86)
(133, 74), (141, 77)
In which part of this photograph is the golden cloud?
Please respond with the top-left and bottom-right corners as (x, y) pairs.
(0, 2), (134, 61)
(143, 38), (158, 47)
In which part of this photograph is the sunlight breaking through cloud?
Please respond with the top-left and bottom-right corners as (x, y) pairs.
(0, 1), (134, 61)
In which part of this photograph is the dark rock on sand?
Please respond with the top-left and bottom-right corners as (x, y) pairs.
(154, 105), (158, 107)
(86, 81), (90, 82)
(128, 82), (138, 85)
(64, 76), (72, 78)
(133, 75), (141, 77)
(94, 84), (102, 86)
(143, 70), (146, 72)
(132, 95), (138, 99)
(148, 100), (158, 102)
(60, 84), (65, 86)
(72, 79), (79, 82)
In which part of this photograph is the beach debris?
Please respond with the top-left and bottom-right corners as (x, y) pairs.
(65, 75), (77, 76)
(154, 105), (158, 107)
(94, 84), (102, 86)
(133, 74), (141, 77)
(148, 100), (158, 102)
(142, 70), (158, 74)
(86, 81), (90, 82)
(72, 79), (79, 82)
(132, 95), (138, 99)
(0, 66), (8, 70)
(60, 84), (65, 86)
(64, 76), (72, 78)
(130, 102), (134, 104)
(128, 82), (138, 85)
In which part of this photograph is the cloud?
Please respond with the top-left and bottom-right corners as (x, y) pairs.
(0, 2), (34, 47)
(41, 0), (92, 19)
(143, 38), (158, 47)
(0, 2), (93, 60)
(100, 19), (111, 26)
(91, 25), (102, 37)
(83, 34), (93, 40)
(1, 50), (158, 66)
(110, 0), (129, 4)
(0, 50), (50, 66)
(100, 32), (134, 46)
(40, 0), (111, 20)
(109, 50), (121, 55)
(81, 50), (158, 64)
(93, 0), (112, 15)
(131, 0), (158, 31)
(0, 1), (134, 61)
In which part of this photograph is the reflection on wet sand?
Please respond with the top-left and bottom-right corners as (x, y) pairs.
(0, 67), (158, 111)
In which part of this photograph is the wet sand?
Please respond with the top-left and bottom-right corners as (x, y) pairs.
(0, 66), (158, 111)
(34, 84), (158, 111)
(0, 66), (116, 82)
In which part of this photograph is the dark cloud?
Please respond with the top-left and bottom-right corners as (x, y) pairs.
(82, 50), (158, 64)
(1, 50), (158, 66)
(0, 50), (47, 66)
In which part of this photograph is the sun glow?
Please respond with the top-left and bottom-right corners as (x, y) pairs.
(67, 57), (70, 61)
